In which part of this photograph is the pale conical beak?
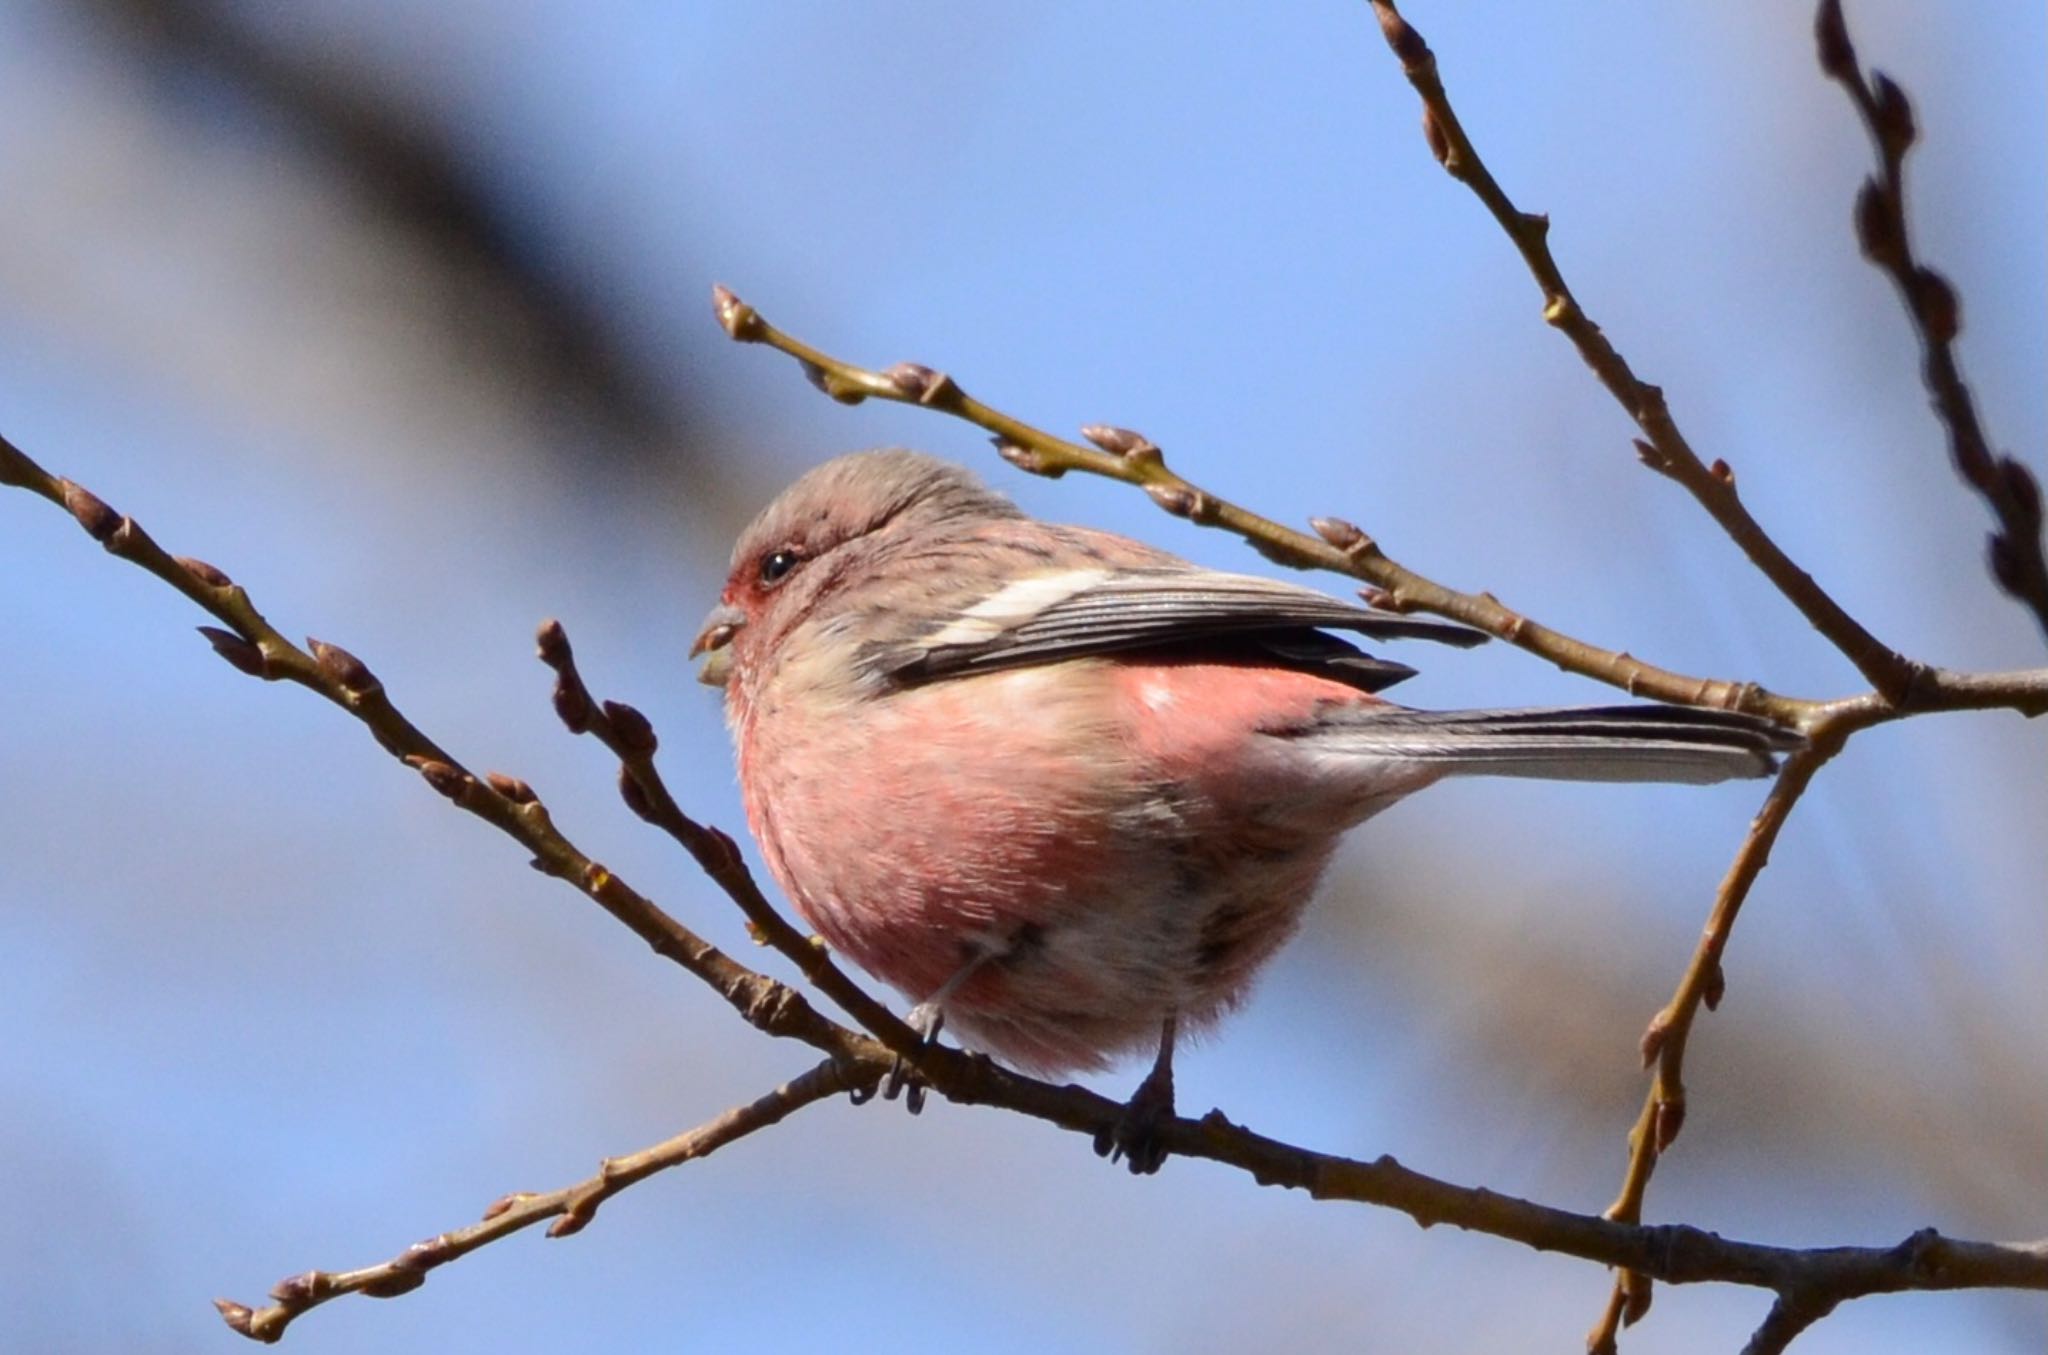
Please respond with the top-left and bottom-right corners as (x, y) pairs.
(691, 604), (746, 687)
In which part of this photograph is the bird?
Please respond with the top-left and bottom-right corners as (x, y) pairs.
(692, 448), (1799, 1170)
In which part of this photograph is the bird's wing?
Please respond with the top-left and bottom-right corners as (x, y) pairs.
(872, 566), (1486, 692)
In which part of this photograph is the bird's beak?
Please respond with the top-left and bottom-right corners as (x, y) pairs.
(691, 604), (746, 687)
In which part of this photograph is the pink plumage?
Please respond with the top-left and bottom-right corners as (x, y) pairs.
(695, 450), (1795, 1169)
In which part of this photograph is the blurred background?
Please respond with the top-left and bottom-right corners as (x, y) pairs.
(1, 2), (2041, 1351)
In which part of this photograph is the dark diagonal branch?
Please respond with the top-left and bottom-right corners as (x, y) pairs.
(1814, 0), (2048, 642)
(1365, 0), (1923, 702)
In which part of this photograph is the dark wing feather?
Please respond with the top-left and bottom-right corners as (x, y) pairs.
(879, 568), (1485, 691)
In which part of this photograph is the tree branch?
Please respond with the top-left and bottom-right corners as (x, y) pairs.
(1364, 0), (1924, 703)
(212, 1058), (863, 1344)
(1814, 0), (2048, 643)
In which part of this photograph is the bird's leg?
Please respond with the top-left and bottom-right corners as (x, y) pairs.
(869, 948), (990, 1114)
(1097, 1012), (1178, 1175)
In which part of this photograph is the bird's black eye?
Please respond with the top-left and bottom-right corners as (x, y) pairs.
(758, 548), (803, 585)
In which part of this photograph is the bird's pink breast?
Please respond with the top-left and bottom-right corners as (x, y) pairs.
(738, 657), (1419, 1073)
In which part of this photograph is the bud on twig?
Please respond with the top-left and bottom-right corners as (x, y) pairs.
(1081, 424), (1162, 465)
(485, 772), (536, 804)
(197, 626), (267, 678)
(1854, 179), (1902, 267)
(618, 766), (658, 823)
(710, 284), (762, 341)
(1421, 106), (1451, 167)
(58, 479), (120, 542)
(534, 618), (571, 669)
(1620, 1271), (1654, 1327)
(1913, 267), (1959, 342)
(881, 362), (960, 406)
(1652, 1096), (1687, 1153)
(1639, 1010), (1673, 1067)
(1702, 962), (1727, 1011)
(212, 1299), (256, 1336)
(1309, 515), (1368, 553)
(176, 556), (233, 588)
(405, 755), (468, 800)
(1869, 72), (1916, 159)
(993, 438), (1064, 478)
(1146, 484), (1200, 518)
(602, 700), (658, 756)
(308, 637), (380, 694)
(1371, 1), (1430, 70)
(553, 677), (593, 734)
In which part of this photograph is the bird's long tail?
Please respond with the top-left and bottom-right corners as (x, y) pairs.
(1301, 704), (1803, 785)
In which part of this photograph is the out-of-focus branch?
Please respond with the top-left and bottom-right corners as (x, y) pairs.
(707, 287), (2048, 735)
(213, 1059), (862, 1344)
(5, 440), (2046, 1345)
(1364, 0), (1924, 703)
(1814, 0), (2048, 643)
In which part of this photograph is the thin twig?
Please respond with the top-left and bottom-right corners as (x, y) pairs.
(1364, 0), (1923, 703)
(1814, 0), (2048, 642)
(213, 1059), (863, 1344)
(704, 289), (2048, 734)
(1589, 725), (1848, 1350)
(531, 620), (917, 1049)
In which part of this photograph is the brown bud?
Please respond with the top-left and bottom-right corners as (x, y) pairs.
(1309, 515), (1366, 551)
(1146, 484), (1199, 518)
(548, 1211), (591, 1238)
(1520, 211), (1550, 241)
(212, 1299), (256, 1335)
(602, 700), (658, 755)
(1372, 1), (1430, 70)
(706, 823), (745, 872)
(1813, 0), (1855, 81)
(1709, 458), (1735, 486)
(268, 1270), (331, 1304)
(1421, 106), (1451, 167)
(308, 637), (379, 694)
(1080, 425), (1161, 465)
(1358, 585), (1397, 611)
(1997, 457), (2042, 526)
(1619, 1270), (1655, 1327)
(992, 438), (1064, 478)
(1652, 1095), (1687, 1153)
(405, 756), (467, 800)
(1854, 178), (1902, 266)
(1913, 267), (1959, 342)
(197, 626), (267, 678)
(553, 677), (593, 734)
(176, 556), (232, 588)
(58, 479), (120, 542)
(534, 618), (571, 668)
(485, 771), (536, 804)
(482, 1192), (531, 1220)
(710, 283), (762, 341)
(1702, 961), (1727, 1011)
(881, 362), (959, 406)
(393, 1237), (450, 1273)
(618, 766), (658, 822)
(1639, 1010), (1674, 1067)
(358, 1270), (426, 1299)
(1870, 72), (1916, 159)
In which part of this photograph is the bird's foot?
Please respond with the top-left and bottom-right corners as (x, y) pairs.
(1095, 1058), (1175, 1175)
(850, 1001), (944, 1114)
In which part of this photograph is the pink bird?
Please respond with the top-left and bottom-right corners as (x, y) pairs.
(693, 449), (1796, 1170)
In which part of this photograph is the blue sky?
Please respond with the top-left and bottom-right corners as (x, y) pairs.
(1, 3), (2041, 1352)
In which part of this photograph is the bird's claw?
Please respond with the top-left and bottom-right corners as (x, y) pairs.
(857, 1001), (943, 1114)
(1094, 1064), (1176, 1175)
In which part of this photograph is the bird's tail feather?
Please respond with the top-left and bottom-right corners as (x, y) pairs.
(1302, 704), (1802, 785)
